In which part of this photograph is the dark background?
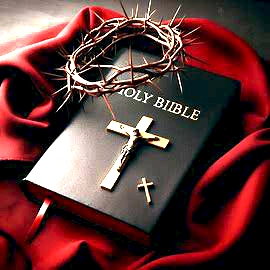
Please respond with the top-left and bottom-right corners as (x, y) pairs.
(0, 0), (269, 59)
(0, 0), (269, 268)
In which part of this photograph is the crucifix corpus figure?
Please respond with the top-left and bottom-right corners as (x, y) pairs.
(117, 128), (158, 172)
(100, 116), (170, 191)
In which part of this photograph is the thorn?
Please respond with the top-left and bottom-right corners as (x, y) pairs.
(41, 71), (64, 78)
(67, 74), (71, 95)
(56, 92), (72, 112)
(184, 52), (208, 65)
(180, 51), (185, 66)
(119, 0), (129, 18)
(84, 29), (92, 42)
(149, 9), (157, 18)
(176, 72), (183, 94)
(78, 90), (83, 101)
(81, 31), (85, 44)
(83, 55), (88, 64)
(183, 37), (200, 46)
(97, 63), (106, 83)
(129, 43), (134, 84)
(99, 46), (107, 57)
(76, 38), (82, 45)
(59, 45), (69, 55)
(58, 46), (69, 60)
(161, 45), (165, 55)
(142, 55), (149, 64)
(158, 16), (163, 26)
(52, 84), (68, 96)
(147, 0), (152, 19)
(135, 3), (139, 18)
(54, 67), (66, 72)
(51, 77), (67, 81)
(169, 4), (182, 27)
(56, 50), (68, 60)
(182, 26), (201, 38)
(173, 15), (186, 29)
(79, 92), (86, 103)
(92, 10), (105, 23)
(80, 54), (97, 71)
(102, 55), (113, 61)
(147, 79), (162, 93)
(102, 94), (116, 120)
(187, 41), (205, 46)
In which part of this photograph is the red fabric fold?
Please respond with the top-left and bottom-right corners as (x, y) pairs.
(0, 6), (269, 269)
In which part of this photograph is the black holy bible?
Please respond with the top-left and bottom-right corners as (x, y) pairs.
(21, 49), (240, 246)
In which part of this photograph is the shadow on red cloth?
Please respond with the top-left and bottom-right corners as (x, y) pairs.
(0, 230), (31, 269)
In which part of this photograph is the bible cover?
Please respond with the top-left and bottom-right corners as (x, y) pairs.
(21, 49), (240, 246)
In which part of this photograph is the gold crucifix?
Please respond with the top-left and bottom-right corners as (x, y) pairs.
(100, 116), (169, 191)
(137, 177), (155, 205)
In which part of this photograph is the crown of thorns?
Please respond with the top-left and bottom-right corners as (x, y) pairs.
(51, 2), (200, 115)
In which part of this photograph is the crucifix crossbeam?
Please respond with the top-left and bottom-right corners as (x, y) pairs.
(100, 116), (169, 191)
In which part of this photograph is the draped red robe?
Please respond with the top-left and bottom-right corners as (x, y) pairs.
(0, 6), (269, 269)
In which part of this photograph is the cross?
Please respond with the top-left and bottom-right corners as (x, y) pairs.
(100, 116), (169, 191)
(137, 177), (155, 205)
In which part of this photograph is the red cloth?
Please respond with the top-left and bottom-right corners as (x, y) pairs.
(0, 6), (269, 269)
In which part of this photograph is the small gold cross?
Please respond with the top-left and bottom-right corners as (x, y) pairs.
(137, 177), (155, 205)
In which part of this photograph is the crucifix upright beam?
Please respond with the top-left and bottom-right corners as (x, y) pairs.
(100, 116), (169, 191)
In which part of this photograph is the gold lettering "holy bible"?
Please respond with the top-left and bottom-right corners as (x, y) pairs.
(100, 116), (170, 191)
